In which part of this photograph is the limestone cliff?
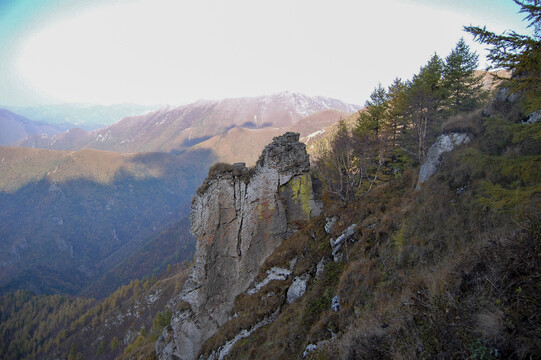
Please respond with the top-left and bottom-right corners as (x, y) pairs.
(156, 132), (322, 360)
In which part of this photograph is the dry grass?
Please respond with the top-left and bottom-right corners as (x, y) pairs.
(196, 162), (255, 195)
(198, 101), (541, 359)
(442, 109), (484, 135)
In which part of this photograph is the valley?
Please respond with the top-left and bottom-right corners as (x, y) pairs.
(0, 93), (358, 299)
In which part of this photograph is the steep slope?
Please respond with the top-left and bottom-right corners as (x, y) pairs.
(15, 93), (359, 154)
(81, 217), (195, 298)
(0, 109), (66, 145)
(1, 263), (191, 360)
(0, 146), (210, 296)
(183, 92), (541, 360)
(1, 93), (538, 360)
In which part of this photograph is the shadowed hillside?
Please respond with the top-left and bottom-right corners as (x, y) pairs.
(0, 146), (213, 297)
(0, 109), (67, 145)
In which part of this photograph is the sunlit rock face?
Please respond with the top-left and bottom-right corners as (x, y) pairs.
(157, 132), (322, 360)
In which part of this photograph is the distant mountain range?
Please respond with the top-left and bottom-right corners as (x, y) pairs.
(0, 109), (68, 146)
(14, 92), (360, 154)
(0, 92), (360, 297)
(190, 108), (350, 165)
(3, 103), (160, 131)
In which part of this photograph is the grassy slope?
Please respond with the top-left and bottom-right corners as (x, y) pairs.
(197, 96), (541, 359)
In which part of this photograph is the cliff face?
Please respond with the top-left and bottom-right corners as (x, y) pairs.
(157, 132), (322, 359)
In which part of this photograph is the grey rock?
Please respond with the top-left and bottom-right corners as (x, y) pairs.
(416, 132), (471, 190)
(333, 224), (357, 247)
(248, 267), (291, 295)
(524, 110), (541, 124)
(208, 308), (280, 360)
(156, 326), (179, 360)
(331, 295), (340, 312)
(329, 224), (357, 260)
(303, 344), (317, 358)
(157, 133), (322, 360)
(496, 87), (521, 103)
(324, 216), (338, 234)
(331, 243), (342, 257)
(287, 273), (310, 304)
(333, 252), (343, 262)
(315, 257), (328, 279)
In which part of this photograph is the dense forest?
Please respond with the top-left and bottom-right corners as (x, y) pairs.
(1, 1), (539, 359)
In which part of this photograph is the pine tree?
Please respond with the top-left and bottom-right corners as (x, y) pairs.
(443, 38), (485, 112)
(110, 336), (119, 351)
(464, 0), (540, 112)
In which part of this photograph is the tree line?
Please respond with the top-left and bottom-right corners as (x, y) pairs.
(316, 37), (486, 205)
(315, 0), (540, 205)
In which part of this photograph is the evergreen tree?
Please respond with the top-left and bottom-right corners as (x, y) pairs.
(110, 336), (120, 351)
(386, 77), (409, 143)
(403, 54), (446, 160)
(355, 83), (388, 142)
(464, 0), (540, 112)
(443, 38), (485, 112)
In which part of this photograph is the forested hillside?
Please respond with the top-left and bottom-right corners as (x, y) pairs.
(0, 147), (204, 297)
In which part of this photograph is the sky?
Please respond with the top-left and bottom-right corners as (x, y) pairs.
(0, 0), (532, 107)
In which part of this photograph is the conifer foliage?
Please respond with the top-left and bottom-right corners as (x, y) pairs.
(355, 83), (388, 143)
(404, 54), (447, 160)
(443, 38), (485, 112)
(317, 37), (489, 204)
(464, 0), (541, 112)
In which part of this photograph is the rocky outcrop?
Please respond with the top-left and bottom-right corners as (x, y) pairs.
(157, 132), (322, 360)
(287, 273), (311, 304)
(416, 132), (471, 190)
(329, 224), (357, 262)
(524, 109), (541, 124)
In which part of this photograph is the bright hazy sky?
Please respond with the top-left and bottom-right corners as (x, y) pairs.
(0, 0), (531, 107)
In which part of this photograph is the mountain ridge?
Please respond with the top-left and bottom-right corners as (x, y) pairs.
(0, 109), (68, 146)
(3, 103), (160, 131)
(14, 93), (360, 154)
